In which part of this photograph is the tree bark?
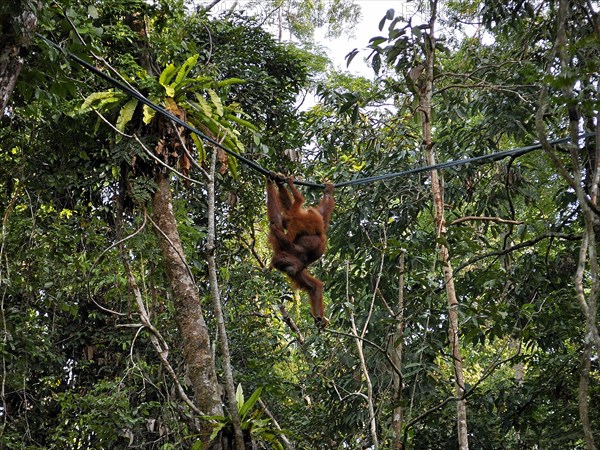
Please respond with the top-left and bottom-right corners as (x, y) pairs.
(349, 306), (378, 448)
(391, 255), (405, 450)
(345, 260), (379, 448)
(579, 341), (596, 450)
(152, 173), (223, 444)
(0, 1), (40, 116)
(201, 0), (225, 13)
(205, 148), (245, 450)
(420, 2), (469, 448)
(535, 2), (600, 448)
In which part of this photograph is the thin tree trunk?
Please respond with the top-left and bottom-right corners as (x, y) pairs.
(420, 2), (469, 448)
(0, 1), (40, 116)
(152, 174), (223, 444)
(391, 255), (405, 450)
(345, 261), (379, 448)
(350, 314), (378, 448)
(536, 2), (600, 448)
(579, 340), (596, 450)
(557, 4), (599, 448)
(277, 3), (284, 42)
(205, 147), (245, 450)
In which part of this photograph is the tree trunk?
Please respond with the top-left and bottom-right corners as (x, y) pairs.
(533, 1), (600, 448)
(391, 255), (405, 450)
(152, 173), (223, 444)
(579, 341), (596, 450)
(420, 2), (469, 448)
(346, 260), (379, 448)
(205, 148), (245, 450)
(0, 1), (40, 116)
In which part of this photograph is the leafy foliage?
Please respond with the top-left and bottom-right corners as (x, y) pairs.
(1, 0), (599, 448)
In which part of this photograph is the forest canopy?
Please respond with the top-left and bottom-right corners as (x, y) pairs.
(0, 0), (599, 449)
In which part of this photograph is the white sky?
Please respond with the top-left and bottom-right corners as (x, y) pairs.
(316, 1), (412, 77)
(202, 1), (413, 77)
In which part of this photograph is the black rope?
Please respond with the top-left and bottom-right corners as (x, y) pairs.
(335, 133), (595, 188)
(38, 35), (596, 190)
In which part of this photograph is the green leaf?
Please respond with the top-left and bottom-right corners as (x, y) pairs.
(223, 113), (258, 131)
(115, 99), (138, 142)
(142, 104), (156, 124)
(215, 77), (246, 87)
(239, 387), (262, 420)
(235, 384), (244, 411)
(228, 154), (239, 178)
(164, 85), (175, 97)
(208, 89), (224, 116)
(379, 9), (395, 31)
(79, 91), (123, 113)
(193, 94), (212, 117)
(369, 36), (387, 46)
(372, 53), (382, 74)
(209, 422), (226, 442)
(175, 54), (199, 85)
(87, 5), (99, 18)
(175, 75), (213, 91)
(345, 48), (359, 67)
(159, 63), (177, 87)
(191, 133), (207, 164)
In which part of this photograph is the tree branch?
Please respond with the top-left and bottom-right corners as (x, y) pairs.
(449, 216), (524, 226)
(454, 232), (580, 275)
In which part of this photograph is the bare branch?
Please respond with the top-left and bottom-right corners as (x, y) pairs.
(258, 399), (295, 450)
(278, 302), (305, 345)
(449, 216), (524, 226)
(454, 232), (580, 275)
(200, 0), (225, 13)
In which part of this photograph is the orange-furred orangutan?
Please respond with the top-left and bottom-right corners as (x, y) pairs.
(266, 176), (334, 326)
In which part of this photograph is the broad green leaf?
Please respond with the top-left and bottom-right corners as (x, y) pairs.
(208, 89), (224, 116)
(223, 113), (258, 131)
(209, 422), (226, 442)
(369, 36), (387, 46)
(193, 94), (212, 117)
(191, 133), (207, 164)
(239, 387), (262, 419)
(115, 98), (138, 142)
(164, 85), (175, 97)
(372, 53), (382, 74)
(215, 77), (245, 87)
(142, 104), (156, 124)
(222, 134), (241, 154)
(225, 131), (244, 152)
(79, 91), (122, 113)
(228, 154), (239, 178)
(174, 54), (199, 85)
(87, 5), (99, 18)
(175, 75), (213, 91)
(159, 63), (177, 87)
(235, 384), (244, 408)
